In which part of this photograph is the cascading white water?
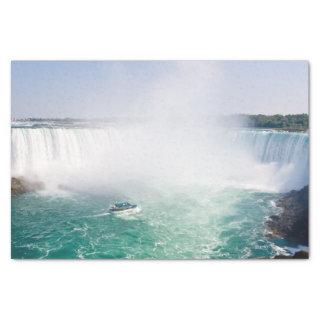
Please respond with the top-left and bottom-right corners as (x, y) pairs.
(231, 130), (309, 165)
(11, 124), (309, 193)
(229, 130), (309, 191)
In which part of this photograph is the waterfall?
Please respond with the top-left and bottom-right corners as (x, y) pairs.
(231, 130), (309, 165)
(12, 127), (118, 174)
(11, 125), (309, 192)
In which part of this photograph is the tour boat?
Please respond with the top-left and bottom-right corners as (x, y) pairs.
(109, 202), (138, 213)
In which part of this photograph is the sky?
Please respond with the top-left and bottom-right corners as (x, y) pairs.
(11, 61), (309, 119)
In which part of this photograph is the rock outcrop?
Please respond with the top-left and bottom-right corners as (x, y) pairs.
(11, 177), (44, 196)
(267, 186), (309, 245)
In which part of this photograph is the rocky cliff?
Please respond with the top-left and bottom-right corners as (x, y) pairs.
(267, 186), (309, 246)
(11, 177), (44, 196)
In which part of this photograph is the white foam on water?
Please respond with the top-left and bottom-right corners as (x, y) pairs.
(87, 212), (111, 218)
(113, 206), (141, 219)
(284, 245), (309, 254)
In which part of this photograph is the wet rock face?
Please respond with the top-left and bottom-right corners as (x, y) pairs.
(11, 177), (44, 196)
(267, 186), (309, 246)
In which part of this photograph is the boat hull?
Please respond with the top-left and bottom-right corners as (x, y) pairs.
(109, 205), (138, 214)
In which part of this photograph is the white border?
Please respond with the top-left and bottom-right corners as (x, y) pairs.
(1, 1), (319, 319)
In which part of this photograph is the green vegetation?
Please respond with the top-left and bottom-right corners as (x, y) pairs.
(218, 113), (308, 131)
(246, 114), (308, 131)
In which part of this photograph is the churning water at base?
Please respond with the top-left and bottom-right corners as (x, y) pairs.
(12, 188), (286, 259)
(11, 120), (309, 259)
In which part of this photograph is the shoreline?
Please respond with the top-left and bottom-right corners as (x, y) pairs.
(266, 186), (309, 259)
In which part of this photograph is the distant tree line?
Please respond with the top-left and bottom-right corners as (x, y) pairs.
(217, 113), (308, 131)
(246, 114), (308, 130)
(13, 114), (309, 131)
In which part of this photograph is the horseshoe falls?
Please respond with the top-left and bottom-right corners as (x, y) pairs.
(11, 120), (309, 259)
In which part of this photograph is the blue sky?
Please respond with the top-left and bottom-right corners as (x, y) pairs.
(11, 61), (308, 118)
